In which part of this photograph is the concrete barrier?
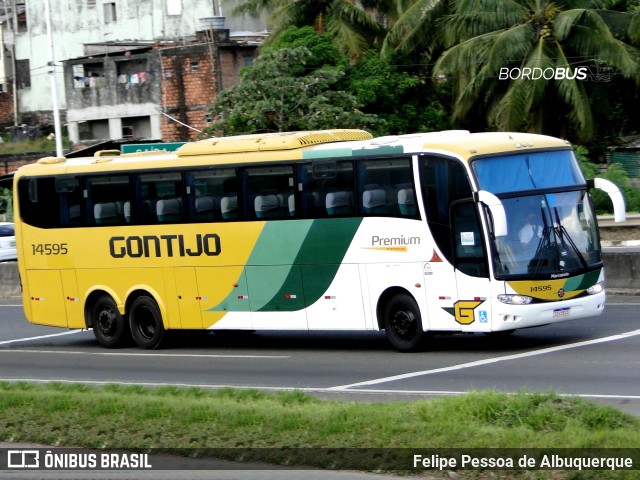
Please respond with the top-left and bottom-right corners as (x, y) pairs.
(0, 262), (21, 297)
(602, 251), (640, 291)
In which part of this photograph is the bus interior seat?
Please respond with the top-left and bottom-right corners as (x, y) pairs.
(255, 194), (280, 218)
(326, 191), (352, 215)
(194, 195), (216, 220)
(156, 198), (182, 222)
(362, 188), (387, 214)
(221, 195), (238, 219)
(288, 194), (295, 216)
(398, 188), (417, 216)
(94, 202), (119, 224)
(123, 202), (131, 223)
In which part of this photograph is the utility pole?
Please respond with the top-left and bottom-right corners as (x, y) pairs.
(44, 0), (63, 156)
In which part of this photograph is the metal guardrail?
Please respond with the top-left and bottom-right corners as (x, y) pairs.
(597, 214), (640, 228)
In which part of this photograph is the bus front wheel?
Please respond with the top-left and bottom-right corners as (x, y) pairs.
(91, 295), (130, 348)
(129, 296), (165, 349)
(383, 294), (424, 352)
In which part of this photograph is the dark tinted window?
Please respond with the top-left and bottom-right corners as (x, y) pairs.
(0, 223), (14, 236)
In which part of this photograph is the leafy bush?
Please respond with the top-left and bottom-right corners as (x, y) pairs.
(574, 146), (640, 213)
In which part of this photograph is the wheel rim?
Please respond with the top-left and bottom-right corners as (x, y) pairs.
(391, 309), (417, 343)
(96, 306), (118, 338)
(134, 306), (156, 340)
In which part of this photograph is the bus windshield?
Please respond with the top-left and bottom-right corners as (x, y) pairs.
(472, 151), (601, 278)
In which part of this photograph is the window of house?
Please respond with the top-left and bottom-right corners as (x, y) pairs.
(16, 3), (27, 32)
(190, 61), (199, 73)
(103, 2), (116, 23)
(73, 62), (106, 88)
(122, 126), (134, 138)
(16, 59), (30, 89)
(116, 58), (148, 85)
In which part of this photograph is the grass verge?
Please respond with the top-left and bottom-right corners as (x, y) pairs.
(1, 382), (639, 478)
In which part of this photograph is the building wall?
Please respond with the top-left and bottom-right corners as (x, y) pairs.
(159, 44), (216, 142)
(158, 41), (258, 142)
(10, 0), (266, 122)
(0, 80), (14, 126)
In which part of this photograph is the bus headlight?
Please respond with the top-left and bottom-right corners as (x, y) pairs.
(586, 282), (604, 295)
(498, 294), (533, 305)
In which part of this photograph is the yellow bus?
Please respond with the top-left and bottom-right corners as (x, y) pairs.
(13, 129), (625, 351)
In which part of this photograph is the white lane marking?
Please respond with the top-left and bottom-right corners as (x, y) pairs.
(0, 349), (289, 359)
(0, 330), (82, 345)
(328, 329), (640, 390)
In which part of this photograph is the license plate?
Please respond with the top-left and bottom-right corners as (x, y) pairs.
(553, 307), (570, 318)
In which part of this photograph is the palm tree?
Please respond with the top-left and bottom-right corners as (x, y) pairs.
(232, 0), (384, 59)
(428, 0), (640, 141)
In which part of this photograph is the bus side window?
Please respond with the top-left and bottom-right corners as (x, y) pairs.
(56, 176), (83, 226)
(246, 165), (294, 220)
(358, 158), (413, 217)
(301, 160), (355, 218)
(420, 155), (473, 264)
(451, 201), (488, 278)
(138, 172), (182, 224)
(187, 168), (237, 221)
(18, 177), (60, 228)
(86, 175), (130, 225)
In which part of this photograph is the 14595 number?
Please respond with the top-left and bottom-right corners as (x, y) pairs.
(31, 243), (68, 255)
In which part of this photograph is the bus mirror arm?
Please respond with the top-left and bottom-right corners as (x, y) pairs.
(474, 190), (508, 237)
(591, 178), (626, 223)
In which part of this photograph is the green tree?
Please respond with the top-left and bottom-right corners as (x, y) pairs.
(232, 0), (382, 58)
(575, 145), (640, 213)
(428, 0), (640, 142)
(202, 47), (379, 135)
(0, 188), (13, 221)
(345, 51), (451, 134)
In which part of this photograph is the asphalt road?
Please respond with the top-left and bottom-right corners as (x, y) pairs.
(1, 295), (639, 415)
(1, 295), (639, 479)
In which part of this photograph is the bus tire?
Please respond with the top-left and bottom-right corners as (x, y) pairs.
(91, 295), (130, 348)
(129, 296), (165, 349)
(383, 294), (424, 352)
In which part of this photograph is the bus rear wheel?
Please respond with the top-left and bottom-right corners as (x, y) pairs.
(91, 295), (130, 348)
(129, 296), (165, 349)
(383, 294), (424, 352)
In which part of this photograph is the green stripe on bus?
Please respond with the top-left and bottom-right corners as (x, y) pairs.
(563, 268), (602, 291)
(255, 217), (363, 311)
(207, 218), (362, 313)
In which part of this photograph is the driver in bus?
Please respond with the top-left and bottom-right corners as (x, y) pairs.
(518, 213), (543, 245)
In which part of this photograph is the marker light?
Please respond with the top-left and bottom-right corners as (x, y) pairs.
(497, 294), (533, 305)
(586, 282), (604, 295)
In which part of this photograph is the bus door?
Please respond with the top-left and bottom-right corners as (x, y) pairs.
(449, 200), (492, 332)
(173, 267), (203, 329)
(25, 270), (69, 327)
(23, 268), (80, 328)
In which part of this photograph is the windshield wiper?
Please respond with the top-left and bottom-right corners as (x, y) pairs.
(553, 207), (588, 269)
(530, 209), (557, 277)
